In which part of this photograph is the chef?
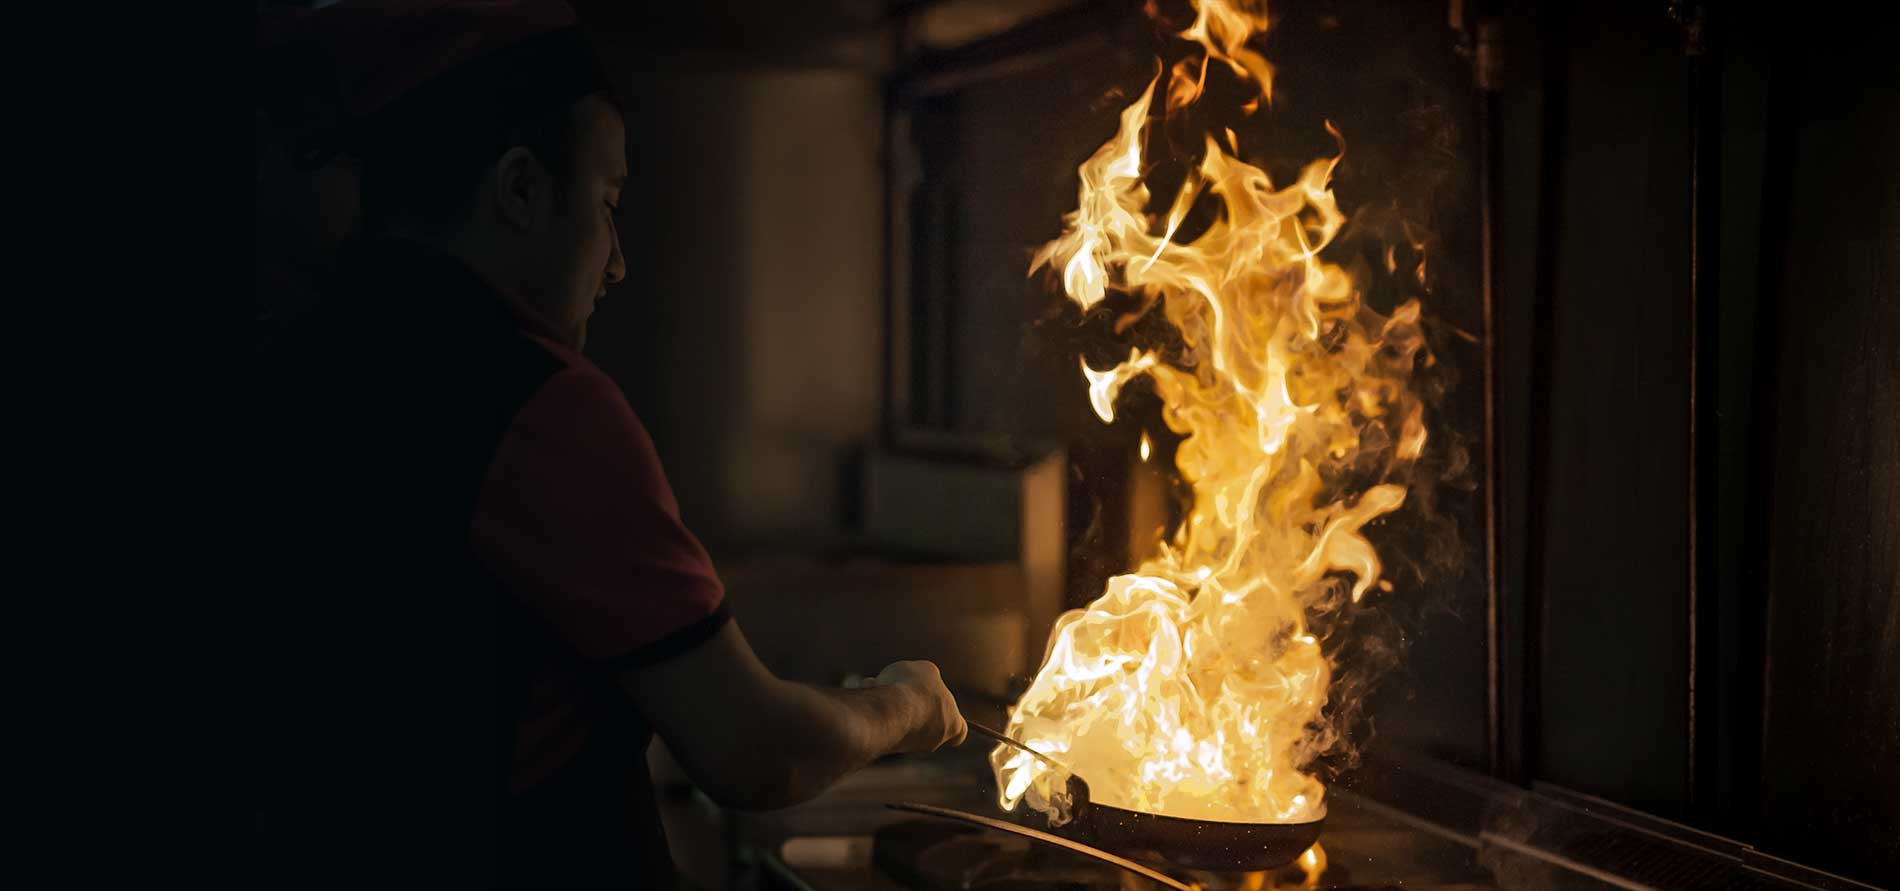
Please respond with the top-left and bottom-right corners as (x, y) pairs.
(254, 3), (965, 886)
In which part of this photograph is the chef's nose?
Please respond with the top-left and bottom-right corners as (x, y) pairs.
(605, 230), (627, 286)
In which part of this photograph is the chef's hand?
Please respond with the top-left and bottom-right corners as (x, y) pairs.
(873, 660), (968, 753)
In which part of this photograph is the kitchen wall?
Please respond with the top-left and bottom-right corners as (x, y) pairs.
(583, 45), (887, 553)
(1526, 0), (1696, 818)
(1748, 16), (1899, 882)
(1490, 2), (1898, 882)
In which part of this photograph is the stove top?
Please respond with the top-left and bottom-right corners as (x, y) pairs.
(720, 748), (1504, 890)
(704, 746), (1848, 890)
(872, 819), (1120, 890)
(869, 819), (1392, 891)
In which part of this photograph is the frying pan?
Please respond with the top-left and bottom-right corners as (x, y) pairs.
(892, 720), (1324, 878)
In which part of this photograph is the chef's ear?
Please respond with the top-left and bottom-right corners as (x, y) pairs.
(491, 145), (550, 231)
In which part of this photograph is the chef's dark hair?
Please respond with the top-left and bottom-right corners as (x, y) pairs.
(350, 27), (619, 232)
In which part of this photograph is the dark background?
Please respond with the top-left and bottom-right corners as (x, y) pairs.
(276, 0), (1899, 884)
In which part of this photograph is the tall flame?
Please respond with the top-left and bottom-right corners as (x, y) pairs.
(994, 0), (1430, 825)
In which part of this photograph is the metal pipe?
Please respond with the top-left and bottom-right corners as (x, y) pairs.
(1476, 14), (1506, 781)
(1673, 0), (1721, 818)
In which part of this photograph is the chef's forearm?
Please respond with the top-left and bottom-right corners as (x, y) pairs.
(619, 621), (957, 812)
(725, 681), (924, 810)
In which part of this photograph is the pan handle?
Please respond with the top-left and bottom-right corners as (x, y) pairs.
(964, 719), (1069, 775)
(885, 802), (1192, 891)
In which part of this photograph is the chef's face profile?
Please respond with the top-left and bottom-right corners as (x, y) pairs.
(510, 93), (628, 350)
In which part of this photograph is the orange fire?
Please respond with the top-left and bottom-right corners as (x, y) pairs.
(992, 0), (1429, 827)
(1232, 844), (1326, 891)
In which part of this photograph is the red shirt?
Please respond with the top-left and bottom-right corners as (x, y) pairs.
(472, 334), (727, 791)
(257, 238), (724, 887)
